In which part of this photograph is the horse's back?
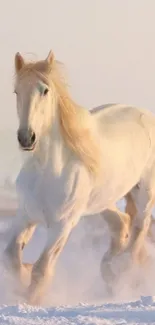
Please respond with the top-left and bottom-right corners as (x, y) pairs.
(91, 103), (155, 121)
(91, 104), (155, 141)
(90, 103), (155, 189)
(90, 103), (117, 114)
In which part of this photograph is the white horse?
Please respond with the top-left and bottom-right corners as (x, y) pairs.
(4, 50), (155, 305)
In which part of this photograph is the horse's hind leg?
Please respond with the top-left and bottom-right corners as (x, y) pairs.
(128, 181), (155, 264)
(102, 186), (139, 261)
(100, 207), (131, 294)
(100, 189), (140, 284)
(100, 191), (146, 294)
(124, 189), (147, 263)
(103, 207), (131, 253)
(125, 186), (155, 264)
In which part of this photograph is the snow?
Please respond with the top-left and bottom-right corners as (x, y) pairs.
(0, 186), (155, 324)
(1, 298), (155, 324)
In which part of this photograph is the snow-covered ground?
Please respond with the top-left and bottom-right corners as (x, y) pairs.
(1, 297), (155, 325)
(0, 186), (155, 324)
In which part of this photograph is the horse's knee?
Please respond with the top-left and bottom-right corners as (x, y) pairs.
(4, 222), (35, 277)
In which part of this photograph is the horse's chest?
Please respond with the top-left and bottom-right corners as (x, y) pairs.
(16, 163), (70, 223)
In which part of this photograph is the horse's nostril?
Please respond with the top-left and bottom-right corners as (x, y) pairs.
(17, 130), (23, 145)
(31, 132), (36, 144)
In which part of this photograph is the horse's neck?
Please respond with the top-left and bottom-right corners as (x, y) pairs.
(33, 113), (72, 176)
(50, 115), (72, 175)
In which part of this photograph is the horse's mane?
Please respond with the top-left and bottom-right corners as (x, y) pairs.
(15, 58), (102, 176)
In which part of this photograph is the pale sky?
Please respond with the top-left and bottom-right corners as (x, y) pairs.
(0, 0), (155, 182)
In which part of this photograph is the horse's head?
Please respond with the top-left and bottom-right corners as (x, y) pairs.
(14, 49), (101, 176)
(14, 51), (57, 151)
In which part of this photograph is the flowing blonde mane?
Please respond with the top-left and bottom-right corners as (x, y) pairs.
(15, 56), (102, 176)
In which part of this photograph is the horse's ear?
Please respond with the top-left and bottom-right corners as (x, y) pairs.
(46, 50), (55, 66)
(15, 52), (25, 73)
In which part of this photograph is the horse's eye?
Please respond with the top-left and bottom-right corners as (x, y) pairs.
(43, 88), (49, 96)
(14, 90), (17, 95)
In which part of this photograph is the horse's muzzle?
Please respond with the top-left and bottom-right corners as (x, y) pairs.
(17, 128), (36, 151)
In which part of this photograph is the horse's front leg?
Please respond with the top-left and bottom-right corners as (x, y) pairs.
(4, 215), (36, 287)
(20, 224), (37, 284)
(26, 217), (77, 305)
(27, 165), (90, 305)
(21, 224), (37, 251)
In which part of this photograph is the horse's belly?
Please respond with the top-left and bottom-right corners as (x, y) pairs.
(86, 163), (144, 215)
